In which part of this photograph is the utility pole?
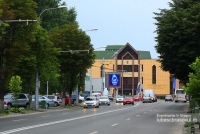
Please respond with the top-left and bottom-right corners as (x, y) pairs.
(90, 68), (93, 95)
(101, 58), (104, 95)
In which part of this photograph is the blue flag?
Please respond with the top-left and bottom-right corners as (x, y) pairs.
(173, 78), (176, 89)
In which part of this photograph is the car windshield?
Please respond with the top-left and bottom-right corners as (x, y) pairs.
(85, 98), (95, 101)
(176, 90), (185, 94)
(47, 96), (55, 99)
(117, 96), (123, 98)
(4, 94), (13, 99)
(100, 96), (108, 99)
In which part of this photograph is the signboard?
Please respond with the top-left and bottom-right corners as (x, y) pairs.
(108, 72), (121, 88)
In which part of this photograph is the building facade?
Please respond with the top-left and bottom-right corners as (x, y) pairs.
(87, 43), (180, 96)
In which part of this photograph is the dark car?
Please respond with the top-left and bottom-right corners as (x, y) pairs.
(108, 94), (113, 101)
(165, 95), (173, 102)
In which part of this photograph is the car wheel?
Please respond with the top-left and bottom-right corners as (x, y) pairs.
(132, 103), (134, 105)
(116, 101), (118, 103)
(123, 103), (125, 105)
(7, 103), (12, 110)
(54, 102), (58, 107)
(107, 103), (110, 106)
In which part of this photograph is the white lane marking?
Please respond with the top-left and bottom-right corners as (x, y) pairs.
(111, 123), (118, 126)
(62, 112), (69, 114)
(143, 112), (147, 114)
(13, 119), (27, 122)
(90, 131), (98, 134)
(41, 115), (50, 117)
(1, 103), (140, 134)
(126, 118), (131, 120)
(136, 115), (140, 116)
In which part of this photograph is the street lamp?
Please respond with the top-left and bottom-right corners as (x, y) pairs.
(35, 5), (67, 110)
(38, 5), (67, 19)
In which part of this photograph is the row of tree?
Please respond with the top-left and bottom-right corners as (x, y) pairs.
(0, 0), (95, 110)
(154, 0), (200, 103)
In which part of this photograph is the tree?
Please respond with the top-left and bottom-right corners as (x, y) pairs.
(14, 26), (59, 108)
(184, 57), (200, 104)
(0, 0), (38, 110)
(154, 0), (200, 83)
(34, 0), (78, 31)
(9, 76), (22, 100)
(49, 23), (95, 105)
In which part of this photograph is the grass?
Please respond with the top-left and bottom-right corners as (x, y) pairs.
(0, 110), (9, 115)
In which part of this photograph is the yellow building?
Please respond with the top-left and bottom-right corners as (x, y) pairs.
(88, 43), (179, 96)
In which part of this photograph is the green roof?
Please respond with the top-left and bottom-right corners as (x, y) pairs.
(94, 51), (116, 59)
(94, 45), (151, 59)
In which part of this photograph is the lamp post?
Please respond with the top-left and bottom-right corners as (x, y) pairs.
(83, 29), (98, 96)
(35, 5), (67, 110)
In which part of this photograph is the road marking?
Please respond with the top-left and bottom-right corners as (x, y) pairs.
(62, 112), (69, 114)
(126, 118), (131, 120)
(111, 123), (118, 126)
(13, 119), (27, 122)
(136, 115), (140, 117)
(143, 112), (147, 114)
(90, 131), (98, 134)
(41, 115), (50, 117)
(0, 103), (140, 134)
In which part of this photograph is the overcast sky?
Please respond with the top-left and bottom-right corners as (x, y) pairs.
(64, 0), (172, 58)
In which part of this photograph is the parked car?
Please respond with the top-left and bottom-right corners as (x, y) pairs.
(133, 95), (143, 101)
(4, 100), (7, 110)
(71, 95), (85, 103)
(4, 93), (29, 109)
(57, 94), (74, 105)
(165, 95), (173, 102)
(83, 97), (99, 108)
(32, 95), (54, 108)
(123, 97), (134, 105)
(45, 95), (62, 107)
(116, 95), (124, 103)
(99, 96), (110, 105)
(108, 94), (114, 101)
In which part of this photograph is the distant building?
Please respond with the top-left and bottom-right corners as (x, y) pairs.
(86, 43), (180, 96)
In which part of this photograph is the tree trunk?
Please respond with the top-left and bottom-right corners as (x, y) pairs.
(28, 78), (33, 109)
(61, 82), (66, 106)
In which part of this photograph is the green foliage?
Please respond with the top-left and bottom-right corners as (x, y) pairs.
(0, 109), (9, 115)
(49, 23), (95, 96)
(9, 107), (25, 114)
(9, 76), (22, 99)
(34, 0), (78, 31)
(154, 0), (200, 83)
(184, 57), (200, 104)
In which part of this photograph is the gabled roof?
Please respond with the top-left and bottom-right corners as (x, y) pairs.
(95, 45), (151, 59)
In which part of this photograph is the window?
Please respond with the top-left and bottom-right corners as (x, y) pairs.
(152, 65), (156, 84)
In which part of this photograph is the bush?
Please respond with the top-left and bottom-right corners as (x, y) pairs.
(9, 108), (25, 114)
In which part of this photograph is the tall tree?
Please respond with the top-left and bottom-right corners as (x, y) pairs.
(184, 57), (200, 104)
(0, 0), (38, 110)
(15, 26), (59, 108)
(154, 0), (200, 83)
(49, 23), (95, 105)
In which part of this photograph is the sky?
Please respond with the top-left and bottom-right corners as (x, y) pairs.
(64, 0), (172, 58)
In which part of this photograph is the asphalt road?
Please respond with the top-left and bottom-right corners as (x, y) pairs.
(0, 100), (189, 134)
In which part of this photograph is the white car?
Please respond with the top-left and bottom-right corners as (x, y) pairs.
(116, 95), (124, 103)
(99, 96), (110, 105)
(45, 95), (62, 107)
(83, 97), (99, 108)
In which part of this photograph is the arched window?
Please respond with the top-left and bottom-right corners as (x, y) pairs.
(152, 65), (156, 84)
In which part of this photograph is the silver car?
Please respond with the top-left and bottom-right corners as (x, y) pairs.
(99, 96), (110, 105)
(83, 97), (99, 108)
(32, 95), (54, 108)
(116, 95), (124, 103)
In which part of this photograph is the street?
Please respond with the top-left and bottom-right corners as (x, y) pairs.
(0, 100), (188, 134)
